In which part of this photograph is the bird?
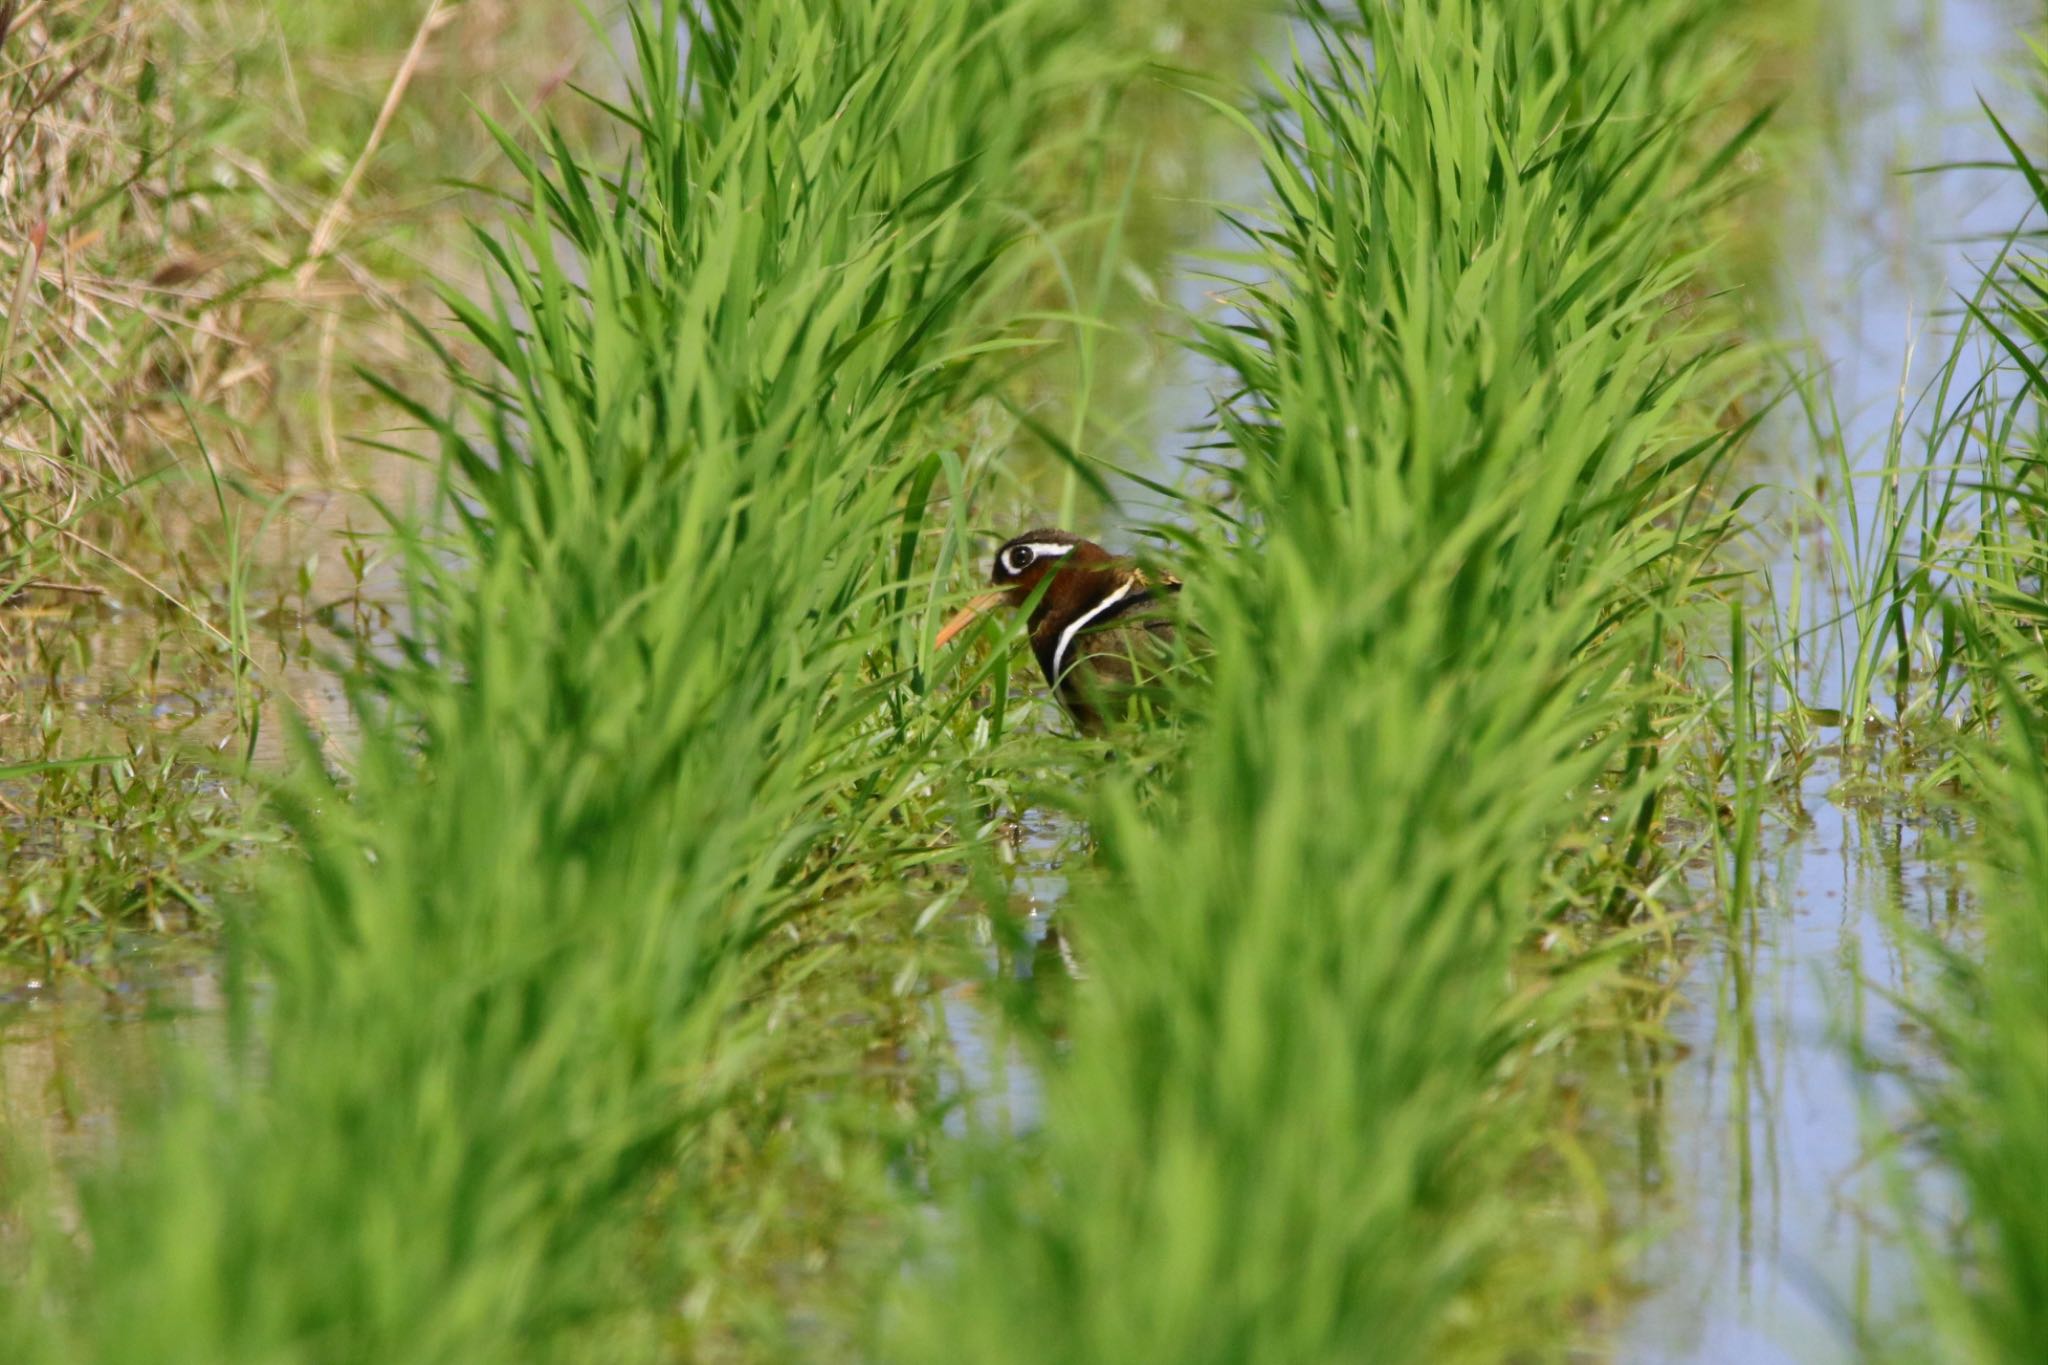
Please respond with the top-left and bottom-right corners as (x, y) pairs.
(935, 528), (1184, 733)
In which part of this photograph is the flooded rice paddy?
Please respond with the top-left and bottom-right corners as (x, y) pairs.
(0, 0), (2037, 1357)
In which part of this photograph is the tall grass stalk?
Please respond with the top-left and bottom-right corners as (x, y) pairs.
(0, 1), (1195, 1358)
(897, 3), (1767, 1359)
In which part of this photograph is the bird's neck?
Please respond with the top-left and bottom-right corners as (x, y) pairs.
(1028, 565), (1132, 635)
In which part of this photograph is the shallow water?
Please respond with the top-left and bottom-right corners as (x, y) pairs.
(0, 942), (224, 1189)
(1621, 765), (1976, 1362)
(940, 809), (1075, 1137)
(1620, 0), (2032, 1358)
(0, 469), (413, 1138)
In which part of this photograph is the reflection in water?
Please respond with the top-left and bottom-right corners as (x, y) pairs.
(0, 951), (226, 1228)
(1626, 771), (1975, 1362)
(1621, 0), (2030, 1360)
(939, 809), (1080, 1138)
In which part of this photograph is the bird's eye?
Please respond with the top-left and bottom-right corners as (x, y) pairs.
(1004, 546), (1035, 574)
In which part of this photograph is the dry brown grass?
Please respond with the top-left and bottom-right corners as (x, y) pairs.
(0, 0), (590, 591)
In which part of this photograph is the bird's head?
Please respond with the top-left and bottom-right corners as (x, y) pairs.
(936, 528), (1115, 646)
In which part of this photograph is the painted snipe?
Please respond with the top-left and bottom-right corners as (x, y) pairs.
(936, 528), (1182, 733)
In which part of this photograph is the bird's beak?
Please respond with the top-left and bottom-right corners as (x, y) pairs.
(936, 591), (1007, 648)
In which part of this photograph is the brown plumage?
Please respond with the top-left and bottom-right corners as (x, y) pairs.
(936, 528), (1182, 733)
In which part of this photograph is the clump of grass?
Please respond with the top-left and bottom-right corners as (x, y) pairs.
(0, 0), (1229, 1358)
(895, 2), (1768, 1360)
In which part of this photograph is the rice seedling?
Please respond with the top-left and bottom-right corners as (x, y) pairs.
(1764, 314), (2001, 761)
(893, 3), (1773, 1360)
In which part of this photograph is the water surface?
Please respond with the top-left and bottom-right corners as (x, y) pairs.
(1621, 1), (2032, 1358)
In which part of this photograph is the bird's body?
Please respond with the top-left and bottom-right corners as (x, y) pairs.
(937, 528), (1183, 733)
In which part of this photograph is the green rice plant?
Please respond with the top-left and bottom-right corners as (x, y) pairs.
(1951, 96), (2048, 711)
(895, 2), (1769, 1360)
(1773, 312), (1992, 755)
(0, 1), (1208, 1358)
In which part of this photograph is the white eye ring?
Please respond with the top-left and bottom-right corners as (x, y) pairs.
(1000, 541), (1073, 577)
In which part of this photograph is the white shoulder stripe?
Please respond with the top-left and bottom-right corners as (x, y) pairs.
(1051, 581), (1134, 682)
